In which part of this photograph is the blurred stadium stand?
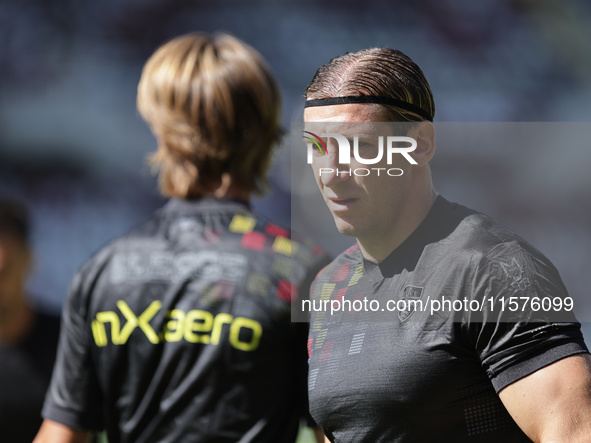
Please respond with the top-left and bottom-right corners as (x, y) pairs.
(1, 0), (591, 343)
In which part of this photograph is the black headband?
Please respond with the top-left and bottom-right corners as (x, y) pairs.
(304, 96), (433, 122)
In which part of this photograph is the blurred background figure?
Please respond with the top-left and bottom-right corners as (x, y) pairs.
(0, 197), (61, 443)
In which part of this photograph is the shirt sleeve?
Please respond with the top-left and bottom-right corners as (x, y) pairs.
(466, 241), (589, 392)
(41, 265), (104, 431)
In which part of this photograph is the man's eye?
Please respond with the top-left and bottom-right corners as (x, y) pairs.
(303, 135), (328, 156)
(311, 144), (326, 155)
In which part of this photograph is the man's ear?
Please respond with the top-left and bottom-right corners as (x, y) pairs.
(408, 121), (435, 167)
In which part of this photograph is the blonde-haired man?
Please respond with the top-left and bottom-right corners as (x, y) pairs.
(35, 33), (328, 443)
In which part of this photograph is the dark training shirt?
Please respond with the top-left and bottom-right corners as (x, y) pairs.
(42, 198), (329, 443)
(307, 196), (587, 442)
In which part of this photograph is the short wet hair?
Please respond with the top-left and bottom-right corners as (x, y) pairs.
(306, 48), (435, 123)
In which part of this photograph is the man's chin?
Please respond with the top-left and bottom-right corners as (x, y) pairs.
(333, 217), (361, 238)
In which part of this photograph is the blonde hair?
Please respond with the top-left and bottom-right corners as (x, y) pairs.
(306, 48), (435, 123)
(137, 32), (282, 198)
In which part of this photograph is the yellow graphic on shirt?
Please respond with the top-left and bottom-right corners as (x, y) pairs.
(348, 264), (363, 286)
(91, 301), (262, 352)
(228, 214), (256, 233)
(310, 283), (334, 352)
(272, 236), (295, 256)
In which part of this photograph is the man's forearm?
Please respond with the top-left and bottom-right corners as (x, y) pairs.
(34, 419), (91, 443)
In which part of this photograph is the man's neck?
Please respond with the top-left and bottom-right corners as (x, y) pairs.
(357, 188), (438, 263)
(201, 173), (251, 203)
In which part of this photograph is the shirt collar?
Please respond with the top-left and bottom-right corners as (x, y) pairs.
(160, 197), (251, 215)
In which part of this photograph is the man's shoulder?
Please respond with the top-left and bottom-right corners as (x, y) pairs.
(440, 199), (520, 250)
(237, 209), (330, 271)
(313, 243), (360, 283)
(438, 198), (553, 269)
(78, 212), (163, 267)
(73, 202), (329, 290)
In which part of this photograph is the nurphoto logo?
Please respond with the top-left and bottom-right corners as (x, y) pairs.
(303, 131), (417, 177)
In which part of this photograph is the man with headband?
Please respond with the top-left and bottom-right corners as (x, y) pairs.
(303, 48), (591, 442)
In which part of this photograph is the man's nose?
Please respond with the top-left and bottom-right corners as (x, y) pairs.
(317, 142), (352, 187)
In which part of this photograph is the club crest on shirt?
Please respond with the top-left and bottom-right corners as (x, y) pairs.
(499, 257), (531, 291)
(398, 285), (424, 322)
